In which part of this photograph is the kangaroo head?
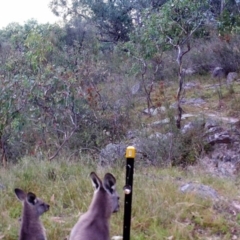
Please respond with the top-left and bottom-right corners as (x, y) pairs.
(90, 172), (120, 213)
(14, 188), (50, 216)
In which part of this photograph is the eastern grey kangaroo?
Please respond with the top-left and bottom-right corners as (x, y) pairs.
(69, 172), (120, 240)
(14, 188), (50, 240)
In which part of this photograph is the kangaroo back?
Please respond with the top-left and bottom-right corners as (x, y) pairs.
(69, 172), (119, 240)
(15, 188), (50, 240)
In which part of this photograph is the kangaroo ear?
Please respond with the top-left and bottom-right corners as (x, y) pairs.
(27, 192), (37, 205)
(103, 173), (116, 193)
(14, 188), (26, 201)
(90, 172), (102, 190)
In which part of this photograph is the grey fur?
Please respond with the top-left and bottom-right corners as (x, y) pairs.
(14, 188), (50, 240)
(69, 172), (120, 240)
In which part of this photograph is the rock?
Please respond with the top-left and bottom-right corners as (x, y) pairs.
(182, 122), (195, 134)
(181, 113), (195, 119)
(143, 107), (158, 116)
(180, 182), (219, 200)
(99, 143), (127, 166)
(205, 118), (219, 130)
(184, 82), (198, 90)
(0, 183), (5, 190)
(231, 200), (240, 212)
(143, 106), (166, 116)
(126, 130), (139, 140)
(181, 98), (206, 105)
(182, 68), (195, 75)
(227, 72), (238, 85)
(131, 82), (140, 95)
(149, 132), (169, 140)
(212, 67), (226, 78)
(114, 99), (126, 109)
(205, 114), (240, 126)
(158, 106), (167, 113)
(181, 117), (205, 134)
(150, 118), (170, 126)
(130, 133), (173, 165)
(207, 131), (232, 145)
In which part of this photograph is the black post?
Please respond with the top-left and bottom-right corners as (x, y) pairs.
(123, 146), (136, 240)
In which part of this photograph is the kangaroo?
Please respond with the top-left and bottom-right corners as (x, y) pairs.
(14, 188), (50, 240)
(69, 172), (120, 240)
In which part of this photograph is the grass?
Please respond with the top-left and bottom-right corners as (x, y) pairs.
(1, 75), (240, 240)
(1, 157), (240, 239)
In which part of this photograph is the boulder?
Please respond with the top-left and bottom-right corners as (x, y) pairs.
(181, 98), (206, 106)
(99, 143), (127, 166)
(131, 82), (140, 95)
(182, 68), (196, 75)
(227, 72), (238, 85)
(184, 82), (198, 90)
(143, 106), (166, 116)
(180, 182), (219, 200)
(212, 67), (226, 78)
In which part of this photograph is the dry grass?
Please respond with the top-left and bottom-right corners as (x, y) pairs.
(1, 158), (240, 239)
(1, 73), (240, 239)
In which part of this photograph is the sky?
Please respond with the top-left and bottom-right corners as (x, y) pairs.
(0, 0), (61, 29)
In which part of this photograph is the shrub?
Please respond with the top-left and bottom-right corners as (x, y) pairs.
(186, 35), (240, 76)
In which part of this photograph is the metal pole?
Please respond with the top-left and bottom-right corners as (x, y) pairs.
(123, 146), (136, 240)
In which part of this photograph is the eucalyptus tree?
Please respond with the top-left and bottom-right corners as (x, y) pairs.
(125, 0), (210, 128)
(210, 0), (240, 15)
(50, 0), (168, 44)
(0, 20), (71, 163)
(215, 0), (240, 34)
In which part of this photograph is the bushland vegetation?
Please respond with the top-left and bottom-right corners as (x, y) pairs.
(0, 0), (239, 163)
(1, 0), (240, 239)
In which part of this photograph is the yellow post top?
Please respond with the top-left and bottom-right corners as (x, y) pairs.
(125, 146), (136, 158)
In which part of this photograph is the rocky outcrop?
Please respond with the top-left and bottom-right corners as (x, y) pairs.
(99, 85), (240, 177)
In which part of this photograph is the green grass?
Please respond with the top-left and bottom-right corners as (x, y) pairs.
(2, 65), (239, 240)
(1, 157), (240, 239)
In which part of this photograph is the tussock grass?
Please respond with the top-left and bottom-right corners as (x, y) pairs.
(1, 158), (240, 239)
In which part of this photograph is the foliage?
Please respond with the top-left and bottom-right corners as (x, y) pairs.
(49, 0), (169, 44)
(126, 0), (209, 58)
(25, 32), (53, 72)
(2, 4), (240, 237)
(0, 0), (240, 163)
(124, 0), (210, 128)
(136, 116), (206, 167)
(50, 0), (132, 43)
(186, 34), (240, 74)
(0, 92), (22, 162)
(0, 19), (134, 162)
(164, 0), (210, 42)
(218, 9), (240, 34)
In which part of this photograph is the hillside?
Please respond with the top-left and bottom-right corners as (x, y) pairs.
(1, 73), (240, 239)
(1, 1), (240, 238)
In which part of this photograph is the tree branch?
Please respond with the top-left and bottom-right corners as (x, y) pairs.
(49, 126), (77, 161)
